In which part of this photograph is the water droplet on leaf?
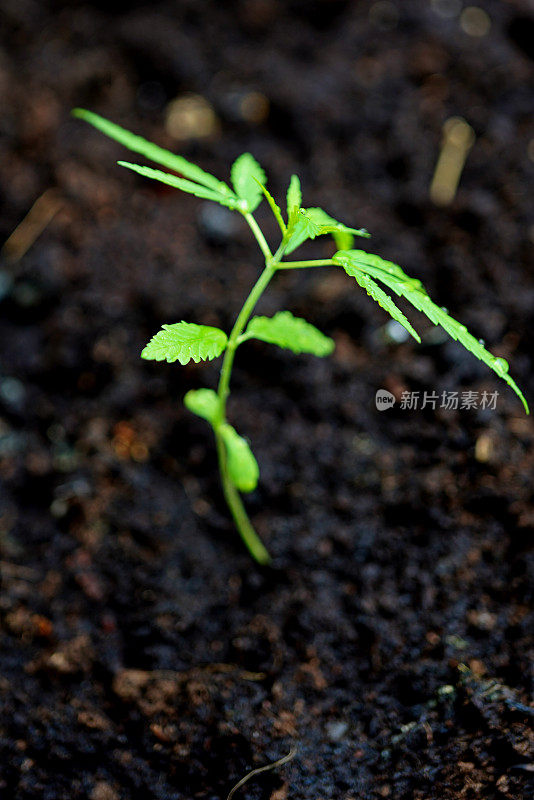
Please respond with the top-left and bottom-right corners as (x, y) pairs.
(493, 357), (509, 374)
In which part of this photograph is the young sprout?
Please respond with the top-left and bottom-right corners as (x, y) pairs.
(73, 109), (529, 563)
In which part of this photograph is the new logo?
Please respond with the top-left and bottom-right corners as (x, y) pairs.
(375, 389), (395, 410)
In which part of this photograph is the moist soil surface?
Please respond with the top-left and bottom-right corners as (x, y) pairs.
(0, 1), (533, 798)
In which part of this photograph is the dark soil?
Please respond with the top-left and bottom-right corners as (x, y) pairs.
(1, 1), (533, 798)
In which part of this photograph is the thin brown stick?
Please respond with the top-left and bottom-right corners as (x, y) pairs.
(226, 747), (296, 800)
(2, 189), (63, 263)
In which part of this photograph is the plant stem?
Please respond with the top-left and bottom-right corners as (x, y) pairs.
(277, 259), (335, 269)
(244, 212), (272, 260)
(217, 263), (276, 406)
(215, 434), (271, 564)
(214, 212), (277, 563)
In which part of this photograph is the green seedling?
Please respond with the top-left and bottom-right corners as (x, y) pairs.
(73, 109), (529, 563)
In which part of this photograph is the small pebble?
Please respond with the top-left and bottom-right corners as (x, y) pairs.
(165, 94), (219, 141)
(90, 782), (119, 800)
(383, 319), (411, 344)
(0, 378), (26, 409)
(460, 7), (491, 37)
(326, 720), (349, 741)
(199, 203), (239, 243)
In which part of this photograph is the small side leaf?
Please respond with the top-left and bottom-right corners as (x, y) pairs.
(284, 208), (369, 256)
(184, 388), (220, 424)
(333, 249), (529, 413)
(254, 179), (286, 234)
(243, 311), (335, 357)
(118, 162), (240, 208)
(305, 207), (370, 250)
(142, 322), (228, 365)
(282, 177), (304, 254)
(231, 153), (266, 212)
(220, 424), (259, 493)
(286, 174), (302, 215)
(72, 108), (233, 196)
(283, 211), (320, 255)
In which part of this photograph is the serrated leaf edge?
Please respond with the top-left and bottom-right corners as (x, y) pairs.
(141, 322), (228, 365)
(333, 250), (529, 413)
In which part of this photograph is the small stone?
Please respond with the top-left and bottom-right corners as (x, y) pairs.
(199, 203), (238, 244)
(45, 634), (94, 674)
(90, 782), (119, 800)
(326, 720), (349, 741)
(475, 433), (493, 462)
(0, 377), (26, 409)
(165, 94), (219, 141)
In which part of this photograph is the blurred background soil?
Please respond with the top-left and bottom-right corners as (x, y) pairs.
(0, 1), (533, 798)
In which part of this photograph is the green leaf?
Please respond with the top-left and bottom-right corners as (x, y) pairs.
(334, 249), (426, 293)
(333, 249), (529, 413)
(340, 264), (421, 343)
(282, 176), (304, 254)
(305, 208), (369, 236)
(220, 424), (259, 492)
(242, 311), (335, 357)
(283, 208), (369, 256)
(231, 153), (266, 212)
(286, 174), (302, 215)
(72, 108), (233, 196)
(254, 179), (286, 234)
(283, 211), (320, 255)
(184, 388), (220, 424)
(142, 322), (228, 365)
(117, 161), (240, 208)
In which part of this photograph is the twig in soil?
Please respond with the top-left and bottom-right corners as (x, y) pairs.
(226, 747), (296, 800)
(430, 117), (475, 206)
(383, 684), (456, 756)
(505, 700), (534, 717)
(2, 188), (63, 263)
